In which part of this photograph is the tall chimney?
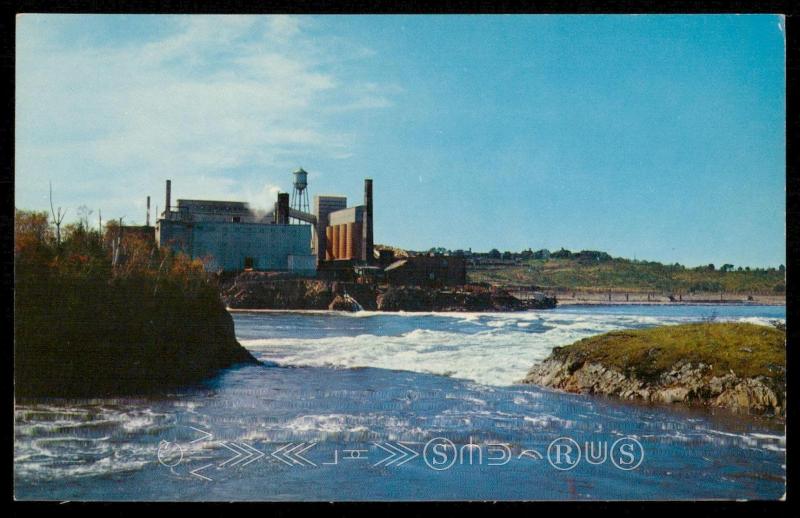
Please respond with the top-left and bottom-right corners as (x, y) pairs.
(165, 180), (172, 219)
(275, 192), (290, 225)
(362, 179), (373, 263)
(146, 196), (151, 226)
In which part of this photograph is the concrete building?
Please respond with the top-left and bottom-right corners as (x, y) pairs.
(155, 174), (374, 273)
(155, 180), (316, 274)
(313, 195), (347, 258)
(322, 179), (374, 263)
(288, 178), (374, 265)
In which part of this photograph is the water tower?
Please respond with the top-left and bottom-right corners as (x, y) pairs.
(291, 167), (310, 224)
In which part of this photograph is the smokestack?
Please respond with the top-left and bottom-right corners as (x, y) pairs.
(275, 192), (290, 225)
(146, 196), (151, 226)
(362, 178), (373, 263)
(165, 180), (172, 219)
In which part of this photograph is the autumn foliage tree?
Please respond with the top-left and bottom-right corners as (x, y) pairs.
(15, 208), (211, 289)
(14, 208), (253, 397)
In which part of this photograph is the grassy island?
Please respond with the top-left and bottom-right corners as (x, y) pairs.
(560, 323), (785, 382)
(523, 322), (786, 416)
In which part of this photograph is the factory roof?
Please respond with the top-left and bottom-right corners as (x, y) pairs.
(177, 199), (250, 208)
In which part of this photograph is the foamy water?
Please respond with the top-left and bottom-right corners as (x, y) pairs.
(15, 304), (786, 500)
(238, 308), (783, 386)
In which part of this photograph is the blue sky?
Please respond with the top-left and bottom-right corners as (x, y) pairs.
(16, 14), (785, 267)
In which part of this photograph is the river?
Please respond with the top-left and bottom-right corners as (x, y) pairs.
(14, 304), (786, 500)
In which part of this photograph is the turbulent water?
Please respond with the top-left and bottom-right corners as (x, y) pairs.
(15, 304), (786, 501)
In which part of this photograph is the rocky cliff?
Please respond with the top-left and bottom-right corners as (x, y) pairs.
(521, 323), (785, 417)
(221, 274), (379, 310)
(221, 274), (556, 312)
(375, 286), (554, 311)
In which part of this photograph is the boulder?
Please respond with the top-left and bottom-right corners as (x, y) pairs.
(329, 295), (361, 312)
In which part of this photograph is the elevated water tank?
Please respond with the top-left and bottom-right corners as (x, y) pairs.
(293, 168), (308, 191)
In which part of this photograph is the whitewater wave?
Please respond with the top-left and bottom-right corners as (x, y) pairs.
(13, 404), (177, 481)
(239, 310), (782, 386)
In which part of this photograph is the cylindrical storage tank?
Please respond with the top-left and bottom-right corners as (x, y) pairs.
(339, 224), (348, 260)
(352, 222), (362, 261)
(332, 225), (340, 260)
(330, 225), (339, 260)
(293, 168), (308, 190)
(325, 226), (333, 261)
(346, 222), (355, 260)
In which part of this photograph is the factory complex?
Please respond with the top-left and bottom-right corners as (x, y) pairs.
(151, 170), (465, 287)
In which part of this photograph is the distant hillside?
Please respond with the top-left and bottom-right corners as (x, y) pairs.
(468, 256), (785, 294)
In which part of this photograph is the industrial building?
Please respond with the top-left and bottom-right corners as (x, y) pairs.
(154, 171), (375, 274)
(267, 170), (375, 265)
(151, 169), (473, 290)
(156, 179), (316, 274)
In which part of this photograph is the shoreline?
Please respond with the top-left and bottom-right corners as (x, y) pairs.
(226, 300), (787, 315)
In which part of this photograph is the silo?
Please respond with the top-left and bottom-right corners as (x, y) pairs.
(331, 225), (338, 260)
(352, 222), (362, 261)
(325, 226), (334, 261)
(314, 195), (347, 261)
(346, 222), (356, 259)
(339, 224), (348, 260)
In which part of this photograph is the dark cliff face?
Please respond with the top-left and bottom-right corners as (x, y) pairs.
(14, 274), (258, 398)
(221, 275), (556, 312)
(221, 275), (379, 311)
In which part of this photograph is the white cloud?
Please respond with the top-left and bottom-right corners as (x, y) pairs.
(16, 15), (396, 219)
(267, 15), (303, 39)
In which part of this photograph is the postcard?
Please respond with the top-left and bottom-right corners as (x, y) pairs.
(14, 13), (786, 501)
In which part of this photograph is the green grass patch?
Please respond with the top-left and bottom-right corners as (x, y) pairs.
(556, 323), (785, 382)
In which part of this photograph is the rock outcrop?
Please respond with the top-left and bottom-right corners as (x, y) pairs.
(222, 274), (556, 312)
(221, 274), (378, 311)
(521, 323), (785, 417)
(328, 294), (362, 311)
(375, 285), (553, 311)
